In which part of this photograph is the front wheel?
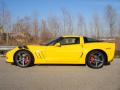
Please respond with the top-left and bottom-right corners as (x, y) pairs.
(86, 50), (105, 69)
(14, 50), (34, 68)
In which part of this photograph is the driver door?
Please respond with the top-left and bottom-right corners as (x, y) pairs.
(45, 37), (83, 63)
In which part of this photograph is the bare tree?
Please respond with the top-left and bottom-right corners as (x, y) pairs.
(12, 16), (32, 44)
(77, 14), (87, 36)
(0, 1), (11, 32)
(92, 13), (101, 39)
(0, 1), (11, 44)
(89, 22), (95, 38)
(40, 19), (52, 44)
(105, 5), (117, 37)
(47, 16), (62, 37)
(118, 16), (120, 37)
(33, 15), (39, 42)
(12, 16), (31, 33)
(62, 8), (73, 35)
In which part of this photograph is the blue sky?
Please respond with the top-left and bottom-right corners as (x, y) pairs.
(2, 0), (120, 22)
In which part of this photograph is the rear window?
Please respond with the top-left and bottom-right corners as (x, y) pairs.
(84, 37), (102, 43)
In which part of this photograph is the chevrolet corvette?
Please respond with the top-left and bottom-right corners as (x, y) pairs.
(6, 36), (115, 69)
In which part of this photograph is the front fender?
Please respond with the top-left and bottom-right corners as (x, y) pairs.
(6, 47), (20, 63)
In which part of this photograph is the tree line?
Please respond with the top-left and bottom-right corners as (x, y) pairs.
(0, 1), (120, 46)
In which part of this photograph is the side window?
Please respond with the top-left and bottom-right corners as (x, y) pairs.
(60, 37), (80, 45)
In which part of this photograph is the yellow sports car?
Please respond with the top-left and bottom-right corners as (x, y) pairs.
(6, 36), (115, 69)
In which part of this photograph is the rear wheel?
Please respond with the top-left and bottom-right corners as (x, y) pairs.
(86, 50), (105, 69)
(14, 50), (34, 68)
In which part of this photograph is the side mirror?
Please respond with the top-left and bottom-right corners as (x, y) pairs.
(54, 43), (61, 47)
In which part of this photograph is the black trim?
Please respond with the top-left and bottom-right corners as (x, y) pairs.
(18, 45), (28, 49)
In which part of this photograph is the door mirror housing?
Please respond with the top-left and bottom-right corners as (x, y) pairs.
(54, 43), (61, 47)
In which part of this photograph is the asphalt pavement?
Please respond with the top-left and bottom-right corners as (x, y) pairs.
(0, 57), (120, 90)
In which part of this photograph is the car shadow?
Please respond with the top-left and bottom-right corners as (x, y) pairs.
(36, 64), (86, 67)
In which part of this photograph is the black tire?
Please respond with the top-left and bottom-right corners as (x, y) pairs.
(14, 50), (34, 68)
(86, 50), (105, 69)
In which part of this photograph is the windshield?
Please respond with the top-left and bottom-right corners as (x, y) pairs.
(45, 37), (62, 46)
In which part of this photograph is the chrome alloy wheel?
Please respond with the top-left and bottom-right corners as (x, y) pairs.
(15, 50), (32, 67)
(87, 51), (105, 68)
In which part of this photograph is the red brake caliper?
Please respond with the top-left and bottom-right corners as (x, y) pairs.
(90, 56), (95, 63)
(24, 56), (29, 64)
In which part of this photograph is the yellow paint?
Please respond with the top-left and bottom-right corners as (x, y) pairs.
(6, 36), (115, 64)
